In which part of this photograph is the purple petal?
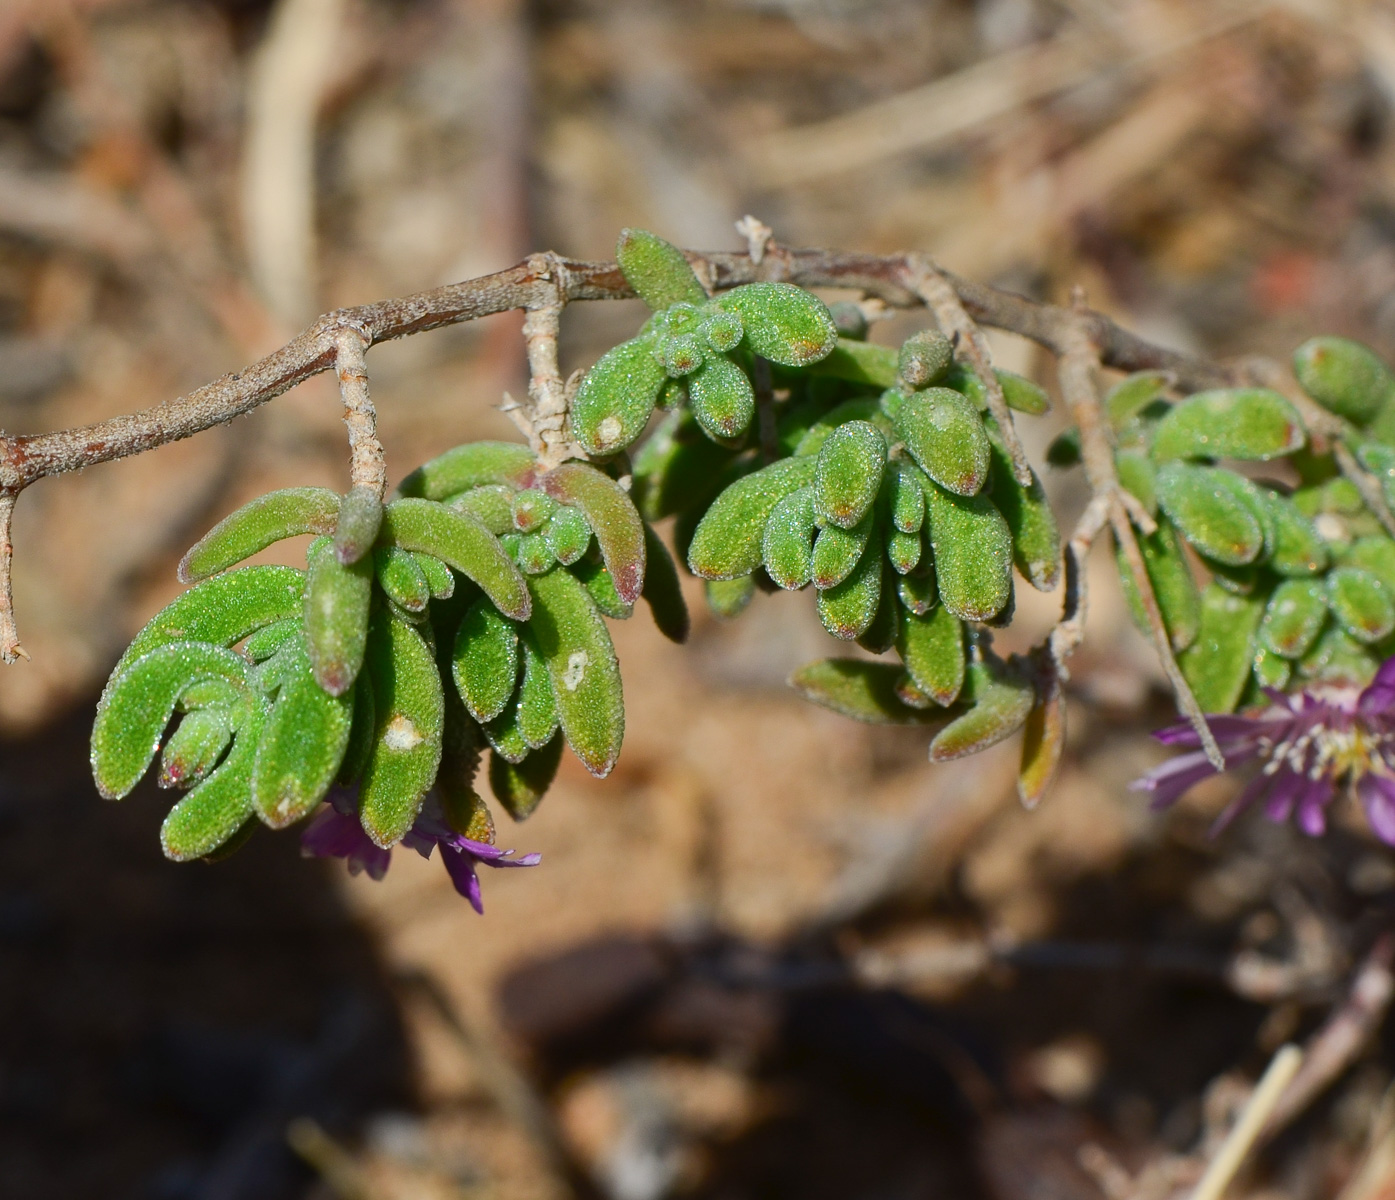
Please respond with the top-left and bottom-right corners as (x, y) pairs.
(1153, 715), (1271, 749)
(1210, 772), (1272, 836)
(1297, 778), (1333, 837)
(1132, 746), (1261, 810)
(1262, 768), (1306, 823)
(441, 847), (485, 913)
(1359, 775), (1395, 845)
(1360, 655), (1395, 716)
(300, 805), (392, 881)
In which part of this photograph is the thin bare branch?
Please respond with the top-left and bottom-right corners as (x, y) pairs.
(0, 490), (24, 665)
(333, 327), (385, 498)
(1056, 314), (1223, 769)
(1190, 1043), (1304, 1200)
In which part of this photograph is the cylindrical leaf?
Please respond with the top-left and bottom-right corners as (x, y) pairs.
(687, 456), (817, 580)
(526, 567), (625, 778)
(790, 658), (952, 725)
(1327, 566), (1395, 643)
(1254, 488), (1328, 576)
(452, 596), (521, 723)
(641, 524), (690, 643)
(359, 613), (446, 847)
(812, 511), (873, 590)
(304, 538), (372, 697)
(896, 605), (965, 706)
(1149, 389), (1303, 461)
(159, 695), (264, 862)
(688, 353), (755, 442)
(397, 440), (535, 500)
(544, 506), (593, 566)
(929, 641), (1034, 762)
(1115, 524), (1201, 652)
(986, 425), (1060, 591)
(540, 462), (646, 606)
(817, 539), (882, 639)
(815, 420), (886, 529)
(160, 706), (233, 790)
(1293, 336), (1395, 425)
(570, 335), (669, 457)
(1155, 462), (1268, 567)
(375, 545), (431, 612)
(489, 736), (564, 821)
(762, 486), (817, 590)
(895, 388), (991, 497)
(715, 282), (838, 366)
(922, 481), (1013, 621)
(179, 488), (340, 583)
(516, 629), (561, 750)
(1178, 584), (1266, 713)
(334, 485), (383, 565)
(1259, 578), (1328, 659)
(897, 330), (952, 389)
(616, 228), (708, 309)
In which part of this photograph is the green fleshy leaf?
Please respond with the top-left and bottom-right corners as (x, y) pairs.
(790, 658), (951, 725)
(304, 537), (372, 697)
(815, 420), (886, 530)
(1115, 450), (1157, 516)
(374, 545), (431, 612)
(1345, 536), (1395, 590)
(687, 456), (816, 580)
(544, 506), (593, 566)
(816, 540), (881, 639)
(828, 302), (869, 341)
(573, 557), (633, 619)
(334, 486), (384, 565)
(928, 641), (1033, 761)
(896, 605), (964, 706)
(572, 335), (669, 457)
(337, 663), (376, 785)
(159, 693), (265, 862)
(452, 597), (520, 724)
(1358, 441), (1395, 515)
(1254, 488), (1328, 575)
(1299, 622), (1379, 686)
(1150, 388), (1304, 462)
(812, 511), (873, 590)
(1178, 584), (1266, 713)
(511, 488), (558, 534)
(489, 735), (564, 821)
(1259, 578), (1328, 659)
(1046, 428), (1082, 467)
(898, 330), (953, 388)
(1327, 566), (1395, 643)
(716, 282), (838, 366)
(943, 362), (1050, 416)
(688, 353), (756, 442)
(897, 567), (937, 616)
(641, 524), (689, 643)
(540, 462), (646, 606)
(705, 576), (756, 619)
(762, 486), (816, 590)
(1115, 524), (1201, 653)
(516, 531), (557, 575)
(886, 527), (922, 575)
(616, 228), (708, 310)
(93, 642), (253, 800)
(516, 629), (560, 749)
(922, 480), (1013, 622)
(986, 424), (1060, 591)
(1106, 370), (1173, 427)
(701, 308), (743, 353)
(1253, 644), (1291, 690)
(446, 484), (515, 535)
(118, 566), (305, 678)
(895, 387), (991, 497)
(526, 567), (625, 778)
(413, 553), (455, 599)
(855, 564), (900, 653)
(793, 397), (887, 458)
(1155, 462), (1269, 567)
(250, 638), (353, 829)
(359, 612), (446, 847)
(811, 338), (898, 388)
(398, 440), (535, 500)
(159, 705), (233, 791)
(888, 459), (925, 533)
(178, 488), (340, 583)
(382, 498), (531, 621)
(1293, 336), (1395, 425)
(484, 698), (529, 763)
(242, 617), (301, 664)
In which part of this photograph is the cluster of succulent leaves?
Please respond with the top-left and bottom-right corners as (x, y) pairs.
(93, 223), (1395, 868)
(1050, 335), (1395, 712)
(90, 445), (688, 863)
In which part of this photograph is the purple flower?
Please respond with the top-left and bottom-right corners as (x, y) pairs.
(301, 788), (539, 911)
(1132, 657), (1395, 844)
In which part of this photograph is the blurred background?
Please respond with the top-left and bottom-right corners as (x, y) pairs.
(5, 0), (1395, 1197)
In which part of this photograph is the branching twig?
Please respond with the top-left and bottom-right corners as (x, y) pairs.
(0, 241), (1250, 659)
(333, 328), (385, 499)
(1056, 311), (1224, 769)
